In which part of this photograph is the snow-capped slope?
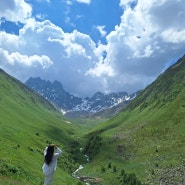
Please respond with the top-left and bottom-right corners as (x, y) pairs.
(25, 77), (140, 116)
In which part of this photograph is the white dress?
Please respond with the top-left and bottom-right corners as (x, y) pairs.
(42, 147), (62, 185)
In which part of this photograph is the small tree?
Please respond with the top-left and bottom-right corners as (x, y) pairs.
(120, 169), (125, 176)
(108, 162), (112, 168)
(113, 165), (117, 172)
(101, 166), (106, 173)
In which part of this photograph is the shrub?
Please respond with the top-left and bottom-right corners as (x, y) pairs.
(108, 162), (112, 168)
(101, 166), (106, 173)
(36, 132), (40, 136)
(0, 160), (27, 177)
(120, 170), (142, 185)
(113, 165), (117, 172)
(120, 169), (125, 176)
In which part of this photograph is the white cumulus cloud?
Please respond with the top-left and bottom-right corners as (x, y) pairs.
(0, 0), (185, 97)
(0, 0), (32, 23)
(86, 0), (185, 94)
(96, 26), (107, 37)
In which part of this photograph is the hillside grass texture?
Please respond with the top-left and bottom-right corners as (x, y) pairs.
(0, 70), (90, 184)
(78, 98), (185, 184)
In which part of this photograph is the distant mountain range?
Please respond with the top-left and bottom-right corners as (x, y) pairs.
(25, 77), (140, 117)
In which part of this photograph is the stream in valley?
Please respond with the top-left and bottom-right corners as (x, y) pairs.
(72, 153), (91, 184)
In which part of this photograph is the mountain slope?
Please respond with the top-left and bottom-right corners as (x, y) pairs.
(127, 55), (185, 111)
(0, 69), (85, 184)
(78, 55), (185, 185)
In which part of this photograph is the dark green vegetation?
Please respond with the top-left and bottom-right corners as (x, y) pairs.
(0, 69), (88, 184)
(1, 55), (185, 184)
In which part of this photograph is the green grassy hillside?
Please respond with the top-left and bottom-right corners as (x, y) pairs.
(0, 69), (87, 184)
(78, 55), (185, 184)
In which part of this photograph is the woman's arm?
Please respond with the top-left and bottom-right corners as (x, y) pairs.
(56, 146), (62, 154)
(54, 146), (62, 158)
(43, 147), (48, 156)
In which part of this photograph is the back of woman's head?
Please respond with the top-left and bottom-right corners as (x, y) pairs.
(45, 145), (54, 165)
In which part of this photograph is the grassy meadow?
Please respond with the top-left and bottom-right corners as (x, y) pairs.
(1, 56), (185, 184)
(0, 69), (91, 184)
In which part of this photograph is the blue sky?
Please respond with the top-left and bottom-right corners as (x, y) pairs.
(0, 0), (122, 42)
(0, 0), (185, 97)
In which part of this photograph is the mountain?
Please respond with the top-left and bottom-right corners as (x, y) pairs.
(77, 55), (185, 184)
(0, 69), (87, 185)
(24, 77), (82, 111)
(25, 77), (139, 117)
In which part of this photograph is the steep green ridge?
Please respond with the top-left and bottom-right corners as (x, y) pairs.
(0, 69), (86, 184)
(127, 55), (185, 111)
(79, 55), (185, 184)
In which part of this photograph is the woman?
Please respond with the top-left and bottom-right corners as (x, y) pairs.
(42, 144), (62, 185)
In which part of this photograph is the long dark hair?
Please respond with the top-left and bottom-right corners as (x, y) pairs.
(45, 145), (54, 165)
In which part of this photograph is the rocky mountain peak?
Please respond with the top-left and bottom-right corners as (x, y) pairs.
(25, 77), (140, 117)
